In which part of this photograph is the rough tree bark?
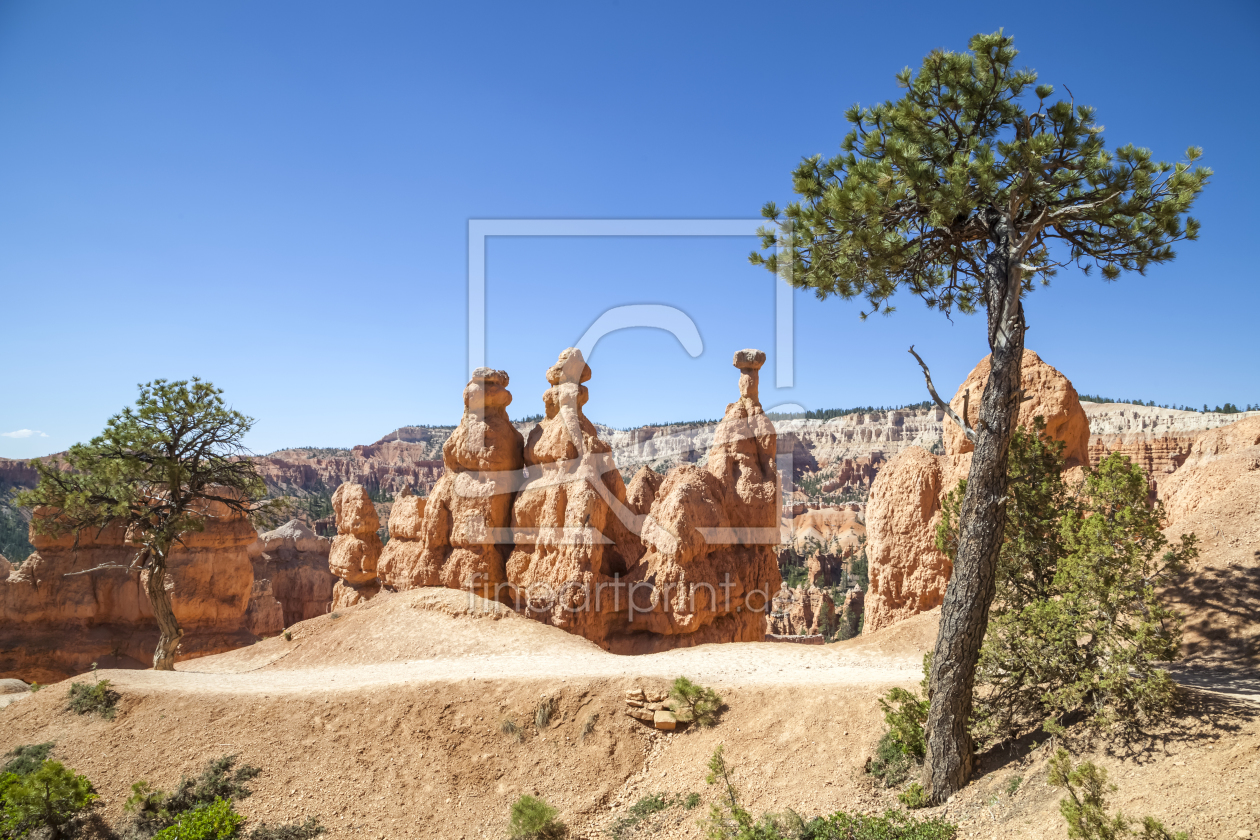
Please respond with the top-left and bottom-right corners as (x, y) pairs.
(922, 216), (1026, 802)
(145, 555), (183, 671)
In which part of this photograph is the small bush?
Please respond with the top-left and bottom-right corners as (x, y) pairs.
(28, 682), (42, 693)
(1, 742), (55, 776)
(152, 798), (243, 840)
(246, 815), (326, 839)
(534, 697), (557, 731)
(897, 783), (929, 809)
(1049, 749), (1187, 840)
(1005, 775), (1022, 797)
(702, 745), (955, 839)
(509, 794), (565, 839)
(869, 681), (928, 788)
(805, 809), (957, 839)
(282, 630), (292, 642)
(67, 678), (121, 719)
(608, 792), (702, 839)
(165, 755), (261, 816)
(668, 677), (723, 728)
(122, 754), (261, 839)
(0, 760), (98, 838)
(501, 718), (524, 742)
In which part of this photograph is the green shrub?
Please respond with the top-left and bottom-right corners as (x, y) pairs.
(938, 422), (1195, 747)
(683, 793), (701, 810)
(868, 680), (928, 788)
(165, 754), (261, 816)
(868, 732), (916, 789)
(152, 798), (243, 840)
(668, 677), (723, 728)
(897, 783), (929, 810)
(509, 794), (565, 839)
(1048, 750), (1187, 840)
(1005, 776), (1022, 797)
(121, 754), (261, 839)
(803, 809), (957, 839)
(702, 746), (955, 839)
(1, 742), (55, 776)
(245, 815), (326, 839)
(0, 760), (98, 839)
(66, 678), (120, 719)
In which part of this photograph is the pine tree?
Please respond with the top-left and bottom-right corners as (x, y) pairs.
(751, 31), (1207, 801)
(16, 379), (274, 670)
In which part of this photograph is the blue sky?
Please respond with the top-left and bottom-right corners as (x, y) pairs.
(1, 0), (1257, 457)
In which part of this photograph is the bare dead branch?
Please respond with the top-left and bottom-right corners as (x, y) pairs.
(909, 345), (977, 443)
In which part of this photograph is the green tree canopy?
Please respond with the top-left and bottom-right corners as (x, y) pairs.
(15, 378), (272, 670)
(751, 30), (1209, 317)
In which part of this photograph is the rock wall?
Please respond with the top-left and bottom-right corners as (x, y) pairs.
(247, 519), (336, 626)
(1082, 403), (1258, 499)
(0, 502), (277, 683)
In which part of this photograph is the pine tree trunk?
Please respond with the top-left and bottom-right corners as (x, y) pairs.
(146, 555), (183, 671)
(922, 229), (1025, 802)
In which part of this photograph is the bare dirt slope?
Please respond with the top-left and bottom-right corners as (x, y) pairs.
(2, 589), (1258, 840)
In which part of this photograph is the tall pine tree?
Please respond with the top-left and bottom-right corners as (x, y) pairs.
(751, 31), (1208, 800)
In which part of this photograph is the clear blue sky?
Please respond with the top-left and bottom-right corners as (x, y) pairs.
(1, 0), (1257, 458)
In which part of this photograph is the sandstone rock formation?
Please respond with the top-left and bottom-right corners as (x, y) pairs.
(246, 579), (285, 636)
(0, 501), (273, 682)
(841, 584), (864, 636)
(863, 445), (950, 633)
(402, 368), (525, 596)
(376, 488), (427, 590)
(0, 553), (10, 579)
(943, 350), (1090, 468)
(506, 349), (643, 641)
(619, 350), (782, 651)
(625, 466), (665, 516)
(329, 483), (383, 609)
(247, 519), (336, 626)
(788, 507), (865, 555)
(864, 350), (1097, 633)
(768, 586), (837, 637)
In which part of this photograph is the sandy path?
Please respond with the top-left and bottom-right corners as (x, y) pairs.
(112, 645), (921, 695)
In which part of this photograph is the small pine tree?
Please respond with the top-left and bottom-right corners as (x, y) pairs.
(938, 421), (1196, 745)
(1049, 750), (1187, 840)
(508, 794), (565, 839)
(0, 760), (97, 839)
(668, 677), (723, 728)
